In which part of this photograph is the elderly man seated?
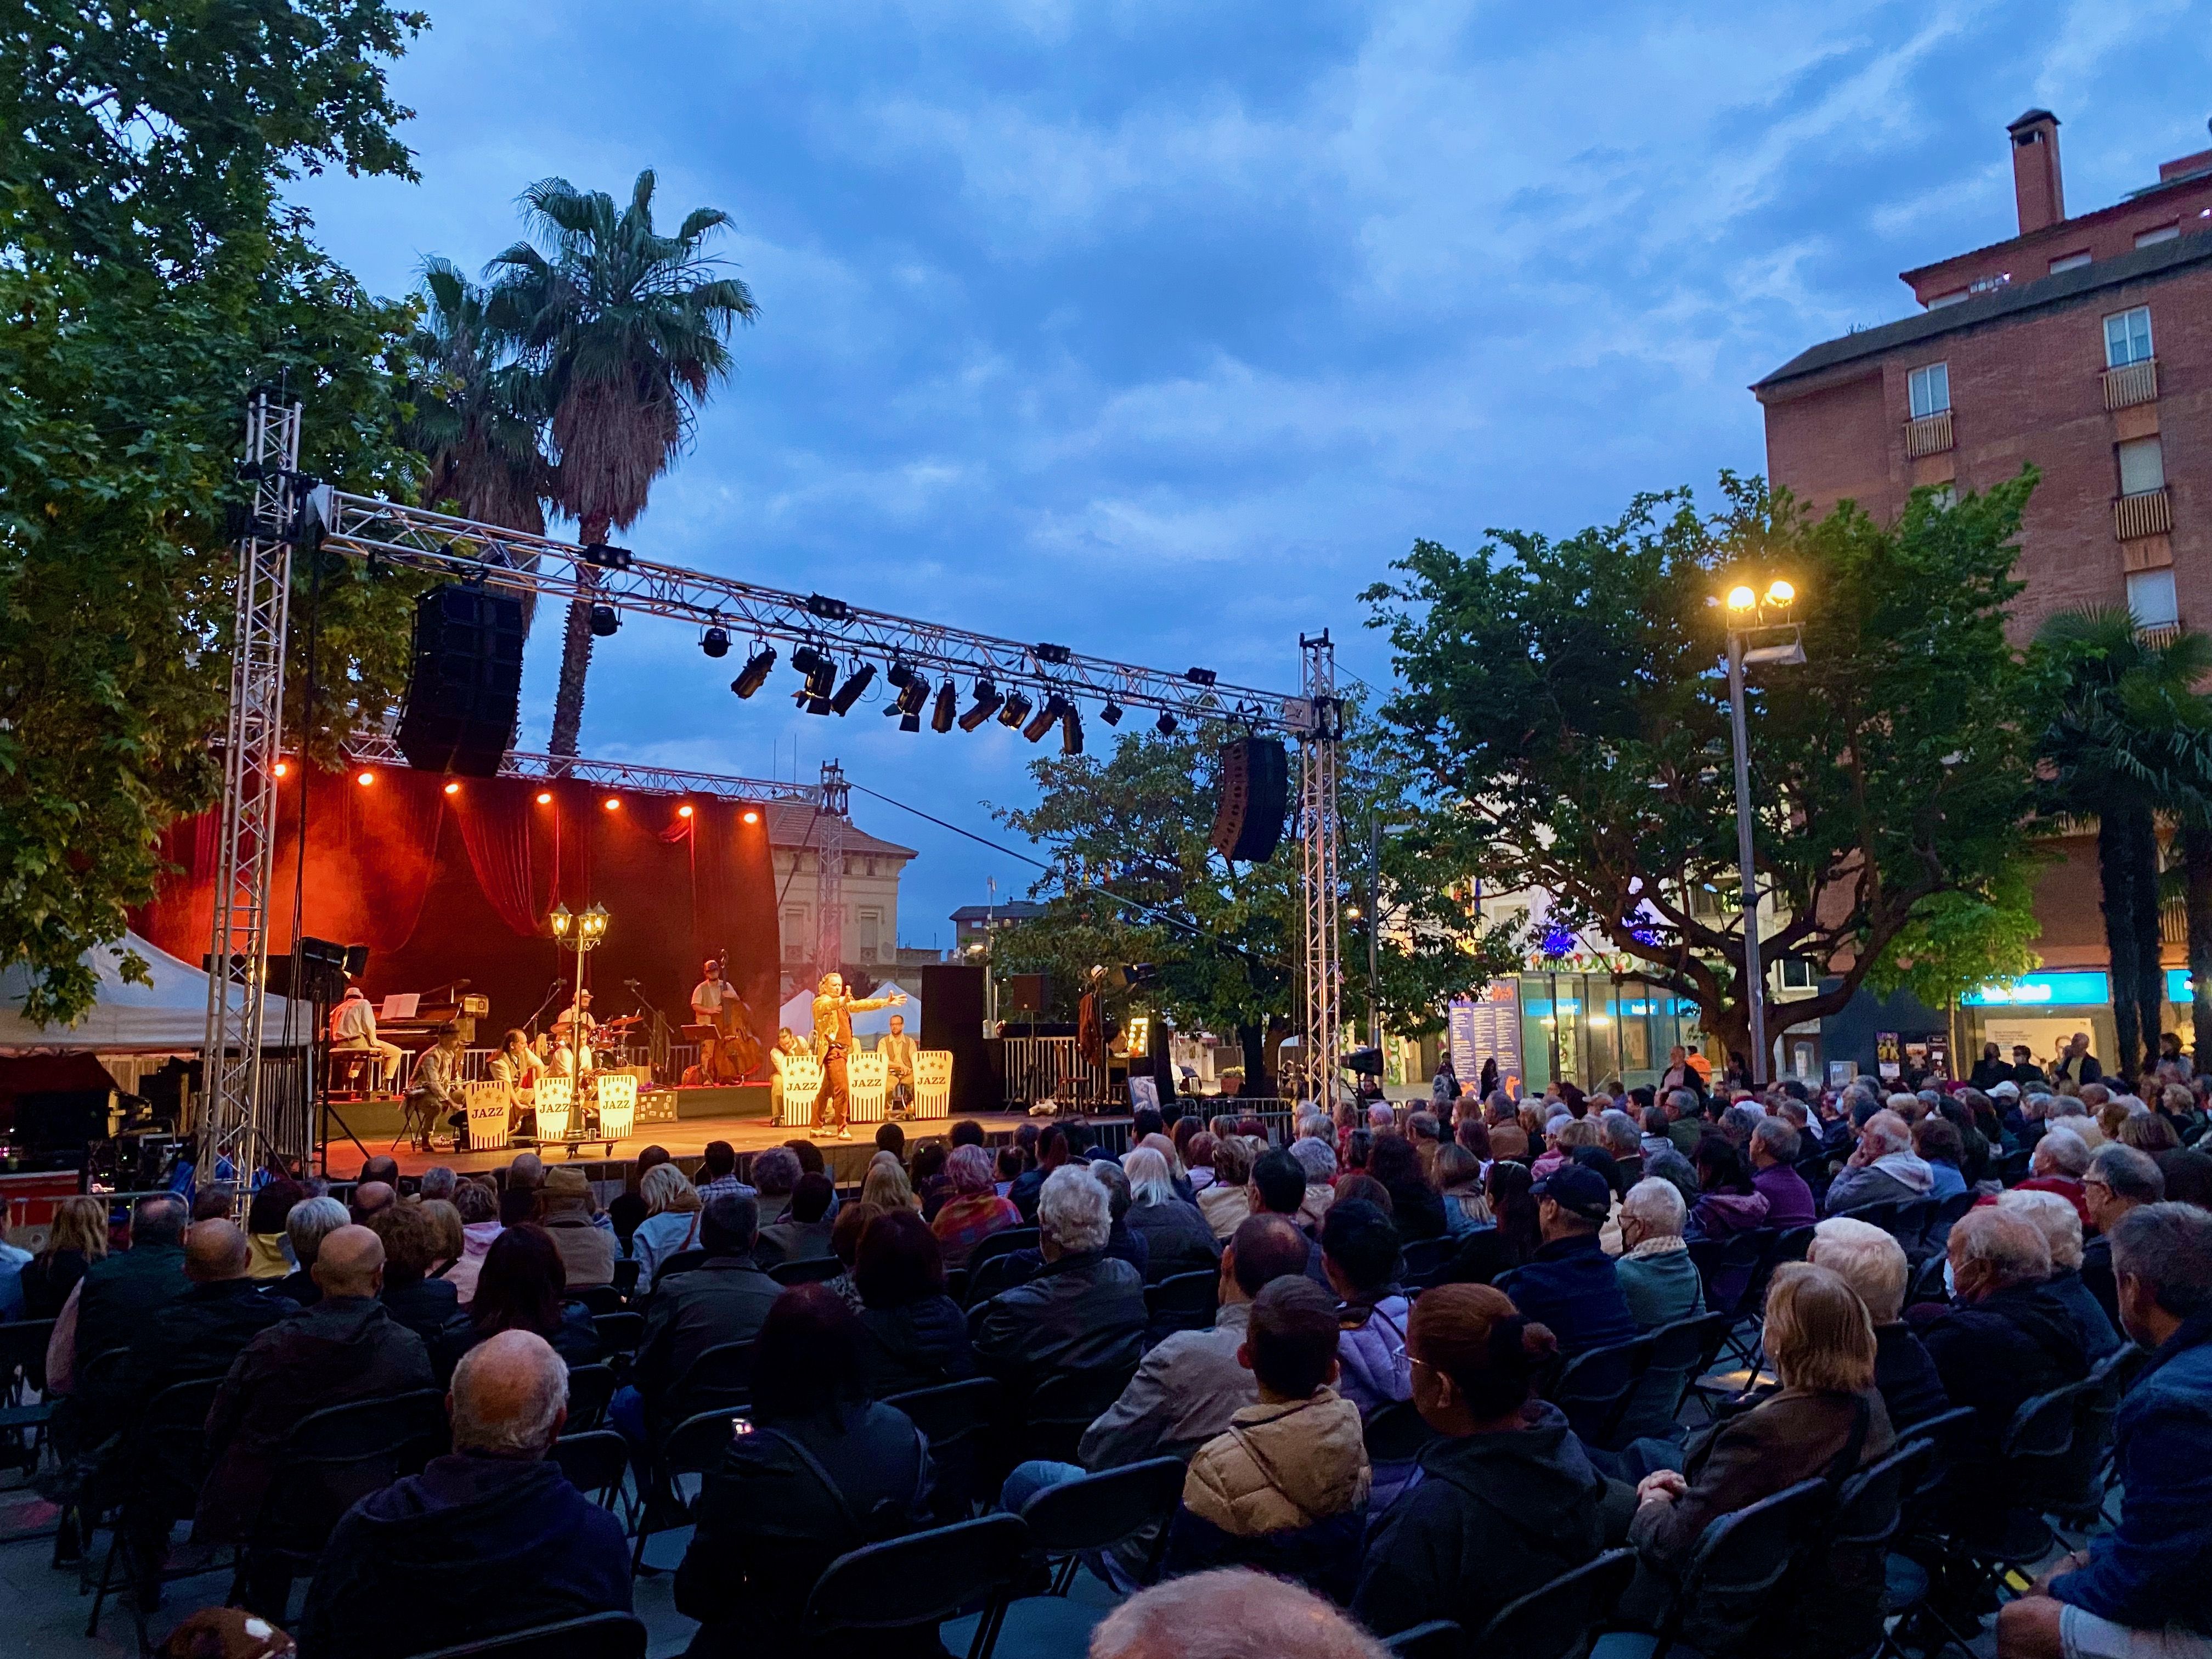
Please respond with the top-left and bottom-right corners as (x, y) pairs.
(1997, 1189), (2123, 1361)
(2009, 1127), (2096, 1231)
(1823, 1110), (1934, 1215)
(1810, 1216), (1949, 1430)
(298, 1330), (630, 1657)
(1614, 1179), (1705, 1330)
(974, 1164), (1147, 1395)
(1998, 1204), (2212, 1659)
(2083, 1145), (2166, 1327)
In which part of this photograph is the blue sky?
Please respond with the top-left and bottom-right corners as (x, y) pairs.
(293, 0), (2212, 949)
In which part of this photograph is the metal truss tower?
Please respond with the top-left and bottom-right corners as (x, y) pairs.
(199, 396), (301, 1184)
(816, 760), (849, 984)
(1298, 632), (1346, 1107)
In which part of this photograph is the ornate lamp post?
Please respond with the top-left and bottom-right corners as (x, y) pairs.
(1718, 579), (1803, 1087)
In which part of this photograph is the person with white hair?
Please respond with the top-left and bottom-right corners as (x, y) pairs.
(1997, 1189), (2122, 1361)
(973, 1163), (1147, 1390)
(1289, 1136), (1339, 1233)
(1121, 1146), (1221, 1282)
(1810, 1217), (1950, 1430)
(1822, 1110), (1934, 1216)
(1614, 1178), (1705, 1330)
(2016, 1126), (2097, 1235)
(298, 1329), (629, 1655)
(2082, 1143), (2167, 1327)
(1094, 1567), (1391, 1659)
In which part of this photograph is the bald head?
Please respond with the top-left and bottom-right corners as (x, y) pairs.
(1090, 1569), (1388, 1659)
(350, 1182), (395, 1222)
(184, 1219), (251, 1284)
(312, 1224), (385, 1299)
(449, 1330), (568, 1459)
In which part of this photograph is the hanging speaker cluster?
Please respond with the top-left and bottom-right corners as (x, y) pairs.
(1209, 737), (1289, 862)
(394, 585), (526, 778)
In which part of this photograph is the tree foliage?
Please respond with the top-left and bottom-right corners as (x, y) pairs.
(0, 0), (427, 1024)
(1362, 472), (2042, 1066)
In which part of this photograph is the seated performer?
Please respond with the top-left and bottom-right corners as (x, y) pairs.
(555, 989), (597, 1074)
(811, 973), (905, 1141)
(405, 1023), (467, 1153)
(490, 1028), (543, 1135)
(879, 1013), (919, 1119)
(329, 983), (403, 1092)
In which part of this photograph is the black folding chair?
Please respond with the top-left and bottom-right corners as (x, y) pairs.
(410, 1611), (648, 1658)
(1020, 1365), (1137, 1465)
(967, 1227), (1041, 1281)
(1364, 1397), (1440, 1465)
(803, 1514), (1029, 1659)
(652, 1248), (707, 1289)
(1143, 1269), (1218, 1341)
(591, 1311), (644, 1356)
(882, 1376), (1003, 1520)
(573, 1284), (625, 1317)
(1545, 1333), (1656, 1452)
(248, 1389), (449, 1593)
(669, 1339), (755, 1419)
(944, 1267), (969, 1306)
(1621, 1311), (1735, 1438)
(611, 1257), (640, 1298)
(1686, 1231), (1774, 1370)
(1400, 1236), (1460, 1289)
(1815, 1437), (1935, 1659)
(1472, 1547), (1637, 1659)
(551, 1429), (632, 1520)
(1921, 1190), (1977, 1258)
(1012, 1456), (1184, 1594)
(630, 1408), (737, 1576)
(1904, 1252), (1949, 1312)
(0, 1317), (57, 1482)
(1384, 1622), (1466, 1659)
(1593, 1477), (1833, 1659)
(88, 1374), (229, 1656)
(768, 1255), (844, 1285)
(967, 1252), (1037, 1306)
(565, 1363), (617, 1432)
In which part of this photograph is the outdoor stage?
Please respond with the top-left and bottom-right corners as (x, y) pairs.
(317, 1107), (1111, 1182)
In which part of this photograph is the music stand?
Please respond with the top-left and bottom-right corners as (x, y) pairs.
(272, 936), (371, 1177)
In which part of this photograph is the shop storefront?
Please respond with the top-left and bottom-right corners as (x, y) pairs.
(1960, 971), (2115, 1074)
(1447, 973), (1708, 1096)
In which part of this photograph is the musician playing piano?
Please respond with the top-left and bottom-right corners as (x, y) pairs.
(404, 1022), (466, 1153)
(810, 972), (905, 1139)
(329, 983), (403, 1091)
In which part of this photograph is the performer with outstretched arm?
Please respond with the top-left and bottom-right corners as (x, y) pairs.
(810, 972), (905, 1139)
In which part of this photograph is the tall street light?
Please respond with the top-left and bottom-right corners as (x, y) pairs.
(1720, 578), (1803, 1087)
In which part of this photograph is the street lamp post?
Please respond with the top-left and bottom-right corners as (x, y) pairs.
(1719, 580), (1802, 1088)
(548, 900), (611, 1033)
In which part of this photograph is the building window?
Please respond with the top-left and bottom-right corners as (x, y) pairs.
(2119, 436), (2167, 496)
(2106, 307), (2154, 368)
(2136, 224), (2181, 249)
(1927, 289), (1969, 309)
(1908, 363), (1950, 419)
(783, 907), (809, 960)
(1929, 484), (1957, 510)
(1776, 958), (1817, 990)
(2050, 251), (2092, 275)
(857, 909), (882, 962)
(2127, 567), (2180, 630)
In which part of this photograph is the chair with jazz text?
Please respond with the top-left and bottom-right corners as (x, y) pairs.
(847, 1051), (889, 1124)
(914, 1050), (955, 1120)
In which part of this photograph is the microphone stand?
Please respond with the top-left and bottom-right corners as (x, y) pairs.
(523, 979), (568, 1041)
(624, 980), (673, 1083)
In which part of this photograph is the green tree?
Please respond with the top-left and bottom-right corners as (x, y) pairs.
(486, 172), (758, 759)
(2030, 607), (2212, 1077)
(1, 0), (426, 1024)
(1362, 473), (2042, 1073)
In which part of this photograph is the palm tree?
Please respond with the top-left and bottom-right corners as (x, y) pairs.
(2033, 607), (2212, 1078)
(486, 171), (757, 758)
(405, 257), (553, 628)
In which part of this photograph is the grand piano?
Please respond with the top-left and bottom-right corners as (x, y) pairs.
(376, 980), (490, 1056)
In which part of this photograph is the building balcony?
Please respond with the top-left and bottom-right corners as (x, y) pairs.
(1903, 410), (1954, 458)
(2103, 358), (2160, 410)
(2114, 487), (2174, 541)
(2140, 623), (2183, 648)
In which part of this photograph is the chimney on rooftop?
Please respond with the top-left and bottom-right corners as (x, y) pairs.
(2008, 109), (2064, 235)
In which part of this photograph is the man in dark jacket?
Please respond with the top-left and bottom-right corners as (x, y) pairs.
(300, 1330), (629, 1657)
(634, 1192), (781, 1412)
(1999, 1203), (2212, 1659)
(1513, 1167), (1637, 1356)
(66, 1194), (191, 1434)
(196, 1224), (435, 1614)
(1006, 1126), (1070, 1222)
(129, 1220), (289, 1398)
(755, 1171), (837, 1268)
(2082, 1144), (2165, 1328)
(1909, 1207), (2087, 1520)
(975, 1165), (1146, 1391)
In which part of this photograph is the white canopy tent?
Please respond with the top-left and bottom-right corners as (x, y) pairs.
(0, 931), (302, 1056)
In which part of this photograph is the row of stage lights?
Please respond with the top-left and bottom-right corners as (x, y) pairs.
(706, 633), (1216, 755)
(289, 763), (764, 825)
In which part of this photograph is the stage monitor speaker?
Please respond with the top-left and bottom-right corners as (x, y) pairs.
(1210, 737), (1289, 863)
(921, 963), (991, 1116)
(394, 584), (526, 777)
(1005, 973), (1048, 1013)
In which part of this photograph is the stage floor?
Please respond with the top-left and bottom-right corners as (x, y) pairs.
(316, 1109), (1068, 1181)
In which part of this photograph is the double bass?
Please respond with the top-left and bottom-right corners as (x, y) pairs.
(704, 951), (764, 1083)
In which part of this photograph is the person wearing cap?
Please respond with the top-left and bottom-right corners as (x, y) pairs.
(1510, 1165), (1636, 1356)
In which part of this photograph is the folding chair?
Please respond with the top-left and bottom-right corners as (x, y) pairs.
(611, 1257), (640, 1298)
(591, 1311), (644, 1357)
(1020, 1365), (1138, 1465)
(1621, 1311), (1735, 1438)
(1472, 1547), (1637, 1659)
(1591, 1477), (1833, 1659)
(551, 1429), (633, 1520)
(652, 1248), (707, 1289)
(802, 1513), (1029, 1659)
(630, 1408), (736, 1576)
(967, 1251), (1037, 1305)
(1810, 1437), (1937, 1659)
(1921, 1191), (1977, 1259)
(0, 1317), (57, 1483)
(565, 1363), (617, 1433)
(966, 1227), (1041, 1283)
(1545, 1333), (1656, 1452)
(410, 1610), (648, 1658)
(1013, 1456), (1184, 1593)
(573, 1284), (625, 1317)
(1384, 1623), (1466, 1659)
(1364, 1398), (1440, 1465)
(1400, 1237), (1460, 1290)
(1904, 1252), (1949, 1312)
(245, 1389), (449, 1606)
(881, 1376), (1003, 1520)
(87, 1375), (229, 1656)
(768, 1256), (844, 1286)
(1143, 1269), (1218, 1341)
(1686, 1231), (1774, 1372)
(669, 1340), (755, 1419)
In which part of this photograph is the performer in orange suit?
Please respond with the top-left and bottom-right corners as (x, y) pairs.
(810, 972), (905, 1139)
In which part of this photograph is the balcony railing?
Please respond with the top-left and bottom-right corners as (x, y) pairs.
(2140, 623), (2183, 648)
(1903, 410), (1954, 457)
(2104, 358), (2160, 409)
(2114, 486), (2174, 541)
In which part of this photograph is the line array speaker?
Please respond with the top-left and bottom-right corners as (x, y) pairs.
(394, 585), (526, 777)
(1209, 736), (1289, 863)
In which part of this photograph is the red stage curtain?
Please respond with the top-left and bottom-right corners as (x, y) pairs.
(453, 787), (549, 939)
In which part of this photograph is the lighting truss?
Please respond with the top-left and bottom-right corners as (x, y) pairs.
(308, 490), (1306, 732)
(1297, 631), (1347, 1107)
(345, 734), (823, 805)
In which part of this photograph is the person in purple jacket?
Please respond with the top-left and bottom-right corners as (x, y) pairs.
(1750, 1117), (1819, 1229)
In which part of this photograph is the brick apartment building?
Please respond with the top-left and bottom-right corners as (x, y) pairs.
(1755, 111), (2212, 1074)
(1757, 110), (2212, 641)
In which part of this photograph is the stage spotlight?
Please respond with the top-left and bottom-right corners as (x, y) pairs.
(535, 791), (553, 805)
(730, 644), (776, 699)
(1061, 703), (1084, 755)
(273, 760), (290, 777)
(603, 796), (621, 812)
(997, 689), (1034, 729)
(1185, 667), (1217, 687)
(1156, 712), (1177, 736)
(356, 770), (376, 787)
(580, 542), (634, 571)
(886, 664), (929, 725)
(741, 809), (760, 825)
(830, 662), (876, 715)
(701, 626), (731, 658)
(443, 781), (461, 795)
(589, 603), (619, 637)
(958, 679), (1003, 732)
(789, 645), (836, 713)
(1023, 693), (1068, 743)
(932, 680), (958, 733)
(1099, 702), (1122, 727)
(678, 804), (694, 819)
